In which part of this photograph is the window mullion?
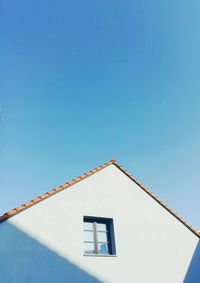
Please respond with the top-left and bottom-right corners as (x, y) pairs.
(93, 222), (98, 254)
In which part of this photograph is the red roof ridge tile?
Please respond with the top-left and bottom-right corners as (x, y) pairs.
(0, 159), (199, 238)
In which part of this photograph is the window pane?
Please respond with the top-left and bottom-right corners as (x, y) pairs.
(98, 243), (109, 254)
(97, 223), (107, 231)
(84, 242), (95, 254)
(84, 222), (93, 231)
(84, 231), (94, 242)
(97, 231), (108, 242)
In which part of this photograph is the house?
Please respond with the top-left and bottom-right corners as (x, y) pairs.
(0, 159), (199, 283)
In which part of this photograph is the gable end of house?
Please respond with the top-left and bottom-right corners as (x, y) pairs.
(0, 159), (199, 238)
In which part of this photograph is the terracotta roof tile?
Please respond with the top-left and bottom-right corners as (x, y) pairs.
(40, 193), (49, 199)
(0, 159), (199, 238)
(16, 205), (26, 211)
(24, 200), (34, 207)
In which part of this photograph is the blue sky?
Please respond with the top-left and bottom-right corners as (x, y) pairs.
(1, 0), (200, 229)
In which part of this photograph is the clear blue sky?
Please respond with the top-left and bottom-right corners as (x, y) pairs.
(1, 0), (200, 229)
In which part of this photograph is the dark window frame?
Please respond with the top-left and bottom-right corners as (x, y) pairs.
(83, 216), (116, 256)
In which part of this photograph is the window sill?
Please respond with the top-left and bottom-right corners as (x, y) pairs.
(83, 254), (117, 257)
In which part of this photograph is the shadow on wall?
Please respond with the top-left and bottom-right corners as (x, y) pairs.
(184, 240), (200, 283)
(0, 221), (103, 283)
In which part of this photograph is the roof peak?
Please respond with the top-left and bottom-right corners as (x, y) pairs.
(0, 159), (199, 238)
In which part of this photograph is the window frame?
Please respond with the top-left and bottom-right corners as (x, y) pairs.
(83, 216), (116, 256)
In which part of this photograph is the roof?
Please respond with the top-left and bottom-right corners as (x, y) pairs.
(0, 159), (199, 238)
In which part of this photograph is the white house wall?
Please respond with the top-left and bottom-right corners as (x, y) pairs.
(0, 164), (199, 283)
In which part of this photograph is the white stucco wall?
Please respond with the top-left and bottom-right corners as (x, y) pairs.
(0, 164), (199, 283)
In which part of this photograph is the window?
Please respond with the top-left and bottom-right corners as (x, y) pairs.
(83, 216), (116, 256)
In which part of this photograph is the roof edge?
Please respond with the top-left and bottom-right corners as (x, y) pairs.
(0, 159), (114, 222)
(0, 159), (199, 238)
(112, 160), (200, 238)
